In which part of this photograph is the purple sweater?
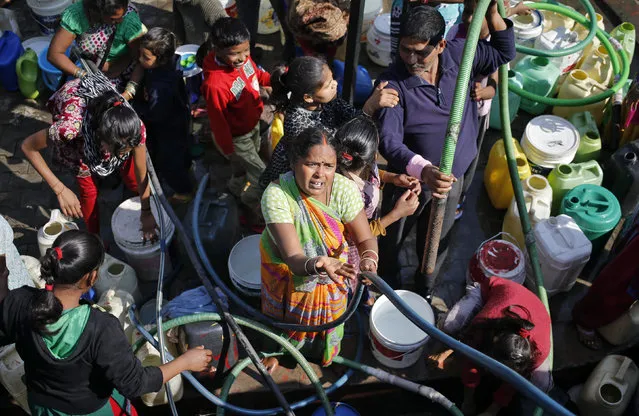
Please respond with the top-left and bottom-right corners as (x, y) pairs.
(377, 20), (515, 179)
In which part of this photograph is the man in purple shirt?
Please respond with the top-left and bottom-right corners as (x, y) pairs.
(376, 3), (515, 293)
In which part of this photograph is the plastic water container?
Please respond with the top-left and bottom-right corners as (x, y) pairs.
(490, 70), (524, 130)
(521, 115), (580, 176)
(578, 355), (639, 416)
(367, 13), (391, 67)
(502, 175), (553, 250)
(178, 321), (239, 372)
(540, 8), (575, 33)
(529, 215), (591, 296)
(561, 184), (621, 253)
(111, 197), (175, 282)
(603, 140), (639, 215)
(37, 209), (79, 257)
(333, 60), (373, 106)
(228, 235), (261, 298)
(369, 290), (434, 369)
(21, 255), (44, 288)
(484, 138), (532, 209)
(312, 403), (361, 416)
(175, 44), (202, 104)
(510, 10), (543, 65)
(95, 254), (141, 304)
(553, 70), (607, 125)
(535, 26), (581, 74)
(467, 236), (526, 285)
(574, 12), (605, 67)
(598, 303), (639, 346)
(610, 23), (636, 63)
(218, 0), (238, 18)
(0, 345), (29, 414)
(569, 111), (602, 163)
(0, 9), (21, 38)
(0, 30), (23, 92)
(98, 289), (135, 340)
(16, 48), (39, 99)
(26, 0), (72, 35)
(548, 161), (603, 214)
(515, 56), (560, 115)
(578, 44), (613, 87)
(361, 0), (383, 42)
(257, 0), (280, 35)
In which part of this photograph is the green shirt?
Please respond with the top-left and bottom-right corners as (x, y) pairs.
(60, 1), (143, 62)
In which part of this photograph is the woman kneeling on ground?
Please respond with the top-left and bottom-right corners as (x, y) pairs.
(260, 127), (378, 372)
(0, 230), (212, 415)
(22, 74), (157, 240)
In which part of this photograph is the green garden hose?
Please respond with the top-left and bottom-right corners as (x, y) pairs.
(509, 2), (630, 106)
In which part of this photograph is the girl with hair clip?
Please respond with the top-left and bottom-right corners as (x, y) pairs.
(335, 116), (421, 282)
(438, 277), (552, 416)
(22, 74), (157, 240)
(137, 27), (194, 203)
(259, 55), (400, 189)
(0, 230), (213, 416)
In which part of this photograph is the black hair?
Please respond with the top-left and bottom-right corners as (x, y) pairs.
(287, 127), (338, 166)
(84, 0), (128, 25)
(196, 17), (250, 67)
(31, 231), (105, 335)
(399, 5), (445, 45)
(87, 90), (142, 153)
(270, 56), (327, 112)
(140, 27), (177, 67)
(462, 306), (539, 378)
(336, 116), (379, 177)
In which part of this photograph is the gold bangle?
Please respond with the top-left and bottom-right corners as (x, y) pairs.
(360, 249), (379, 260)
(360, 257), (378, 269)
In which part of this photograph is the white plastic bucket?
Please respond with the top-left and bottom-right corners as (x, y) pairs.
(96, 254), (142, 304)
(218, 0), (238, 18)
(367, 13), (391, 67)
(0, 345), (29, 414)
(26, 0), (72, 36)
(257, 0), (281, 35)
(37, 209), (79, 257)
(521, 115), (580, 175)
(467, 235), (526, 285)
(369, 290), (434, 369)
(111, 197), (175, 282)
(534, 26), (581, 74)
(228, 234), (261, 297)
(510, 10), (543, 65)
(361, 0), (383, 42)
(0, 9), (22, 38)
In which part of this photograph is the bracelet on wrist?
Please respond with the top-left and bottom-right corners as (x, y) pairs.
(360, 257), (378, 269)
(360, 249), (379, 261)
(312, 258), (321, 275)
(304, 257), (314, 275)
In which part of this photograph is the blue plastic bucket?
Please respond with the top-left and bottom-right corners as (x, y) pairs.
(332, 60), (373, 106)
(38, 46), (74, 91)
(312, 403), (360, 416)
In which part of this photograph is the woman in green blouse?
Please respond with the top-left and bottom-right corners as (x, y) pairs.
(47, 0), (145, 100)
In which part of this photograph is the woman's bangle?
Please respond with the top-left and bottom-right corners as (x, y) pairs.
(54, 185), (66, 197)
(304, 257), (314, 275)
(360, 249), (379, 261)
(125, 81), (138, 97)
(313, 258), (322, 275)
(74, 68), (87, 78)
(360, 257), (378, 269)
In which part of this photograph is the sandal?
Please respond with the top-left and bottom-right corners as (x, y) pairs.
(576, 325), (603, 350)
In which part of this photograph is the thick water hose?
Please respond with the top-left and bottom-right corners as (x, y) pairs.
(360, 272), (573, 416)
(215, 313), (366, 416)
(143, 155), (297, 416)
(421, 0), (493, 275)
(331, 356), (463, 416)
(509, 2), (630, 106)
(192, 174), (365, 332)
(129, 310), (335, 415)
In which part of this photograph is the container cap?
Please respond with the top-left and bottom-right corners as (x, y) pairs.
(560, 185), (621, 234)
(111, 197), (175, 254)
(373, 13), (391, 36)
(523, 115), (580, 163)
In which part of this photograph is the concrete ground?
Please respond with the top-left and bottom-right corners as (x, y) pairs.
(1, 0), (639, 414)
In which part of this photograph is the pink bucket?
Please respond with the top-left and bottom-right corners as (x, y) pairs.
(467, 236), (526, 285)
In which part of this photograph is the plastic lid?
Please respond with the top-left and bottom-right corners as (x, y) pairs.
(111, 197), (175, 253)
(560, 185), (621, 233)
(373, 13), (391, 36)
(524, 115), (579, 162)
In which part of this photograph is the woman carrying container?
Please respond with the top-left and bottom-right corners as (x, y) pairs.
(21, 74), (157, 240)
(260, 127), (378, 372)
(48, 0), (144, 98)
(0, 230), (213, 415)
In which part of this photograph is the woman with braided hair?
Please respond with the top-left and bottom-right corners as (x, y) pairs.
(21, 74), (157, 240)
(0, 230), (213, 415)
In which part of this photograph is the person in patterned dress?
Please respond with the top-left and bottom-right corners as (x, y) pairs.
(48, 0), (145, 98)
(259, 127), (378, 373)
(21, 74), (157, 241)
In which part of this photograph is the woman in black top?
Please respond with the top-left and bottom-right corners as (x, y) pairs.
(0, 230), (212, 415)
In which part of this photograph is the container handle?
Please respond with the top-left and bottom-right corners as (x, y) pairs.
(613, 357), (633, 382)
(555, 224), (575, 250)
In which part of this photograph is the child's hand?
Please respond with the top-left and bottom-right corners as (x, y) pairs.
(393, 189), (420, 218)
(471, 82), (496, 102)
(180, 346), (214, 372)
(363, 81), (400, 115)
(393, 174), (421, 195)
(511, 2), (532, 15)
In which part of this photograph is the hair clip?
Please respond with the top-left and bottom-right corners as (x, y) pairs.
(519, 328), (531, 340)
(113, 101), (123, 107)
(53, 247), (63, 260)
(342, 152), (353, 161)
(45, 284), (54, 292)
